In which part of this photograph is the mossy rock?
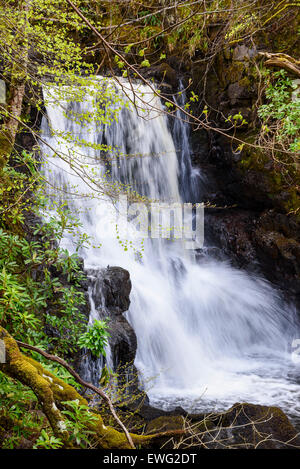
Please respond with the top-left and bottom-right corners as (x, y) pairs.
(145, 415), (185, 434)
(218, 61), (247, 87)
(218, 402), (300, 449)
(237, 144), (300, 220)
(143, 63), (178, 88)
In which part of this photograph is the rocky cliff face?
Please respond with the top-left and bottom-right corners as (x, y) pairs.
(192, 43), (300, 307)
(77, 265), (141, 401)
(87, 266), (136, 371)
(147, 38), (300, 308)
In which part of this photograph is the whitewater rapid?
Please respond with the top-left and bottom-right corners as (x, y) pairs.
(40, 77), (300, 420)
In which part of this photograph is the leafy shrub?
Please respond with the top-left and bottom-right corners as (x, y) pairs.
(258, 69), (300, 154)
(78, 319), (110, 357)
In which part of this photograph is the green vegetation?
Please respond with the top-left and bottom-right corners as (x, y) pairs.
(33, 430), (64, 449)
(0, 155), (87, 355)
(258, 69), (300, 154)
(78, 319), (110, 358)
(61, 399), (98, 448)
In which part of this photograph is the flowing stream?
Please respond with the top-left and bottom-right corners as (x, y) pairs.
(40, 78), (300, 420)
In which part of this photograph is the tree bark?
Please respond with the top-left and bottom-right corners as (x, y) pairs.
(0, 326), (185, 449)
(0, 0), (29, 167)
(259, 52), (300, 78)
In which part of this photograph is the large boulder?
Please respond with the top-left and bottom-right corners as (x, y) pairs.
(213, 402), (300, 449)
(82, 266), (140, 401)
(88, 266), (131, 316)
(87, 266), (135, 368)
(144, 403), (300, 449)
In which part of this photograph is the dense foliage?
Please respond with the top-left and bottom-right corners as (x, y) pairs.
(258, 69), (300, 154)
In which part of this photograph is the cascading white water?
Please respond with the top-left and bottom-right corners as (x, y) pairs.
(40, 78), (300, 420)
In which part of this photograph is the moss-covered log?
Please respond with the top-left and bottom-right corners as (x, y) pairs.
(0, 326), (70, 444)
(259, 52), (300, 78)
(0, 326), (186, 449)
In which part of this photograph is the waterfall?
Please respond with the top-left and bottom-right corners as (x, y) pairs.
(40, 77), (300, 418)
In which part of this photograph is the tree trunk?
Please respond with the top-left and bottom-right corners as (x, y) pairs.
(0, 326), (185, 449)
(0, 0), (29, 167)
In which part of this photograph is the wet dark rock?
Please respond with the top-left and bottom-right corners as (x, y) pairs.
(253, 225), (300, 300)
(206, 206), (300, 304)
(108, 315), (137, 368)
(206, 210), (257, 266)
(258, 210), (300, 241)
(212, 402), (300, 449)
(87, 266), (131, 316)
(184, 59), (300, 303)
(144, 62), (178, 89)
(227, 82), (251, 105)
(143, 402), (300, 449)
(84, 266), (138, 391)
(195, 246), (227, 263)
(137, 404), (189, 423)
